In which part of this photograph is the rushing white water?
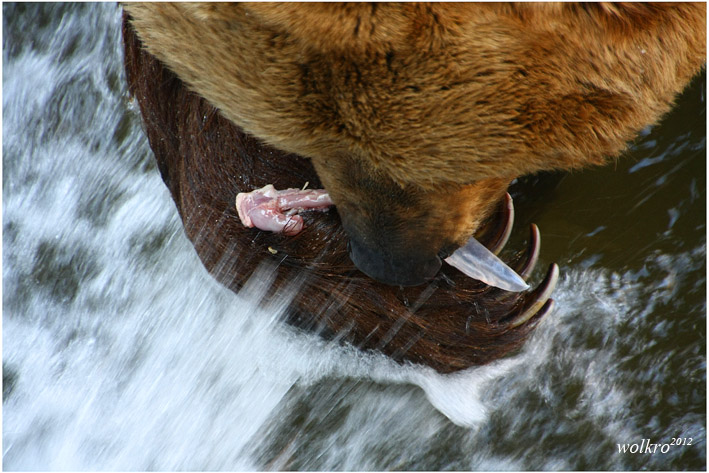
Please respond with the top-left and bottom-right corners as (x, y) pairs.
(3, 4), (705, 471)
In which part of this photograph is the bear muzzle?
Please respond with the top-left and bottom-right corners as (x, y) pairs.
(347, 234), (443, 287)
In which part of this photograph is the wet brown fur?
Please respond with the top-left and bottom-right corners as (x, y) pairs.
(122, 4), (705, 372)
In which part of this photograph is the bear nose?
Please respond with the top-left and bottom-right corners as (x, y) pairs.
(348, 236), (442, 286)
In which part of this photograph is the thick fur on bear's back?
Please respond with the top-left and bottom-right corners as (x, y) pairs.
(125, 3), (705, 187)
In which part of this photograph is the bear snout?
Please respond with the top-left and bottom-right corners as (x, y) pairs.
(347, 234), (442, 287)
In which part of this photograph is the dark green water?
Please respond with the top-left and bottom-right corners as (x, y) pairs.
(511, 73), (706, 272)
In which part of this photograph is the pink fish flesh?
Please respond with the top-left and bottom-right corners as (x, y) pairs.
(235, 184), (334, 236)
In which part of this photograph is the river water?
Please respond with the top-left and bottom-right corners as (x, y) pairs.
(3, 4), (705, 470)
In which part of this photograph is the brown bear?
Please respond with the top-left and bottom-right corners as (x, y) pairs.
(122, 3), (705, 373)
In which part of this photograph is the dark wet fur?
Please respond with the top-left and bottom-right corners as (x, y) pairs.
(123, 14), (552, 373)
